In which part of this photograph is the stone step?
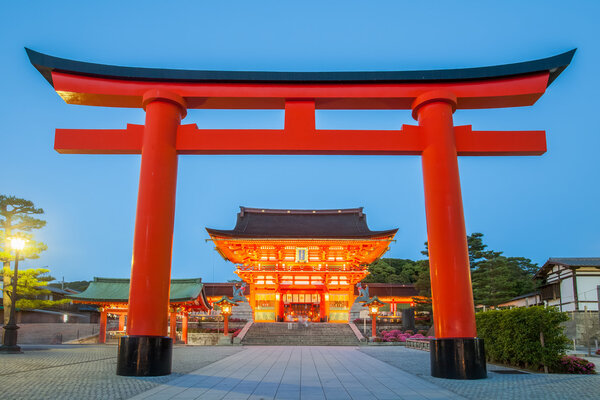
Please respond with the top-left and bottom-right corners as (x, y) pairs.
(241, 322), (359, 346)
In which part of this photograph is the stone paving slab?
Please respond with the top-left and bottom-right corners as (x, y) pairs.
(129, 346), (464, 400)
(360, 346), (600, 400)
(2, 344), (599, 399)
(0, 344), (242, 400)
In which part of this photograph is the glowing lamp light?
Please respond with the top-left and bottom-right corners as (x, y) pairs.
(324, 294), (330, 301)
(370, 306), (378, 314)
(10, 237), (26, 251)
(221, 305), (231, 315)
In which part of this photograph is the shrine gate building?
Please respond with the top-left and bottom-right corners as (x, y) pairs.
(207, 207), (397, 323)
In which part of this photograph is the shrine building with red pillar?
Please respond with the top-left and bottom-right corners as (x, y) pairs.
(68, 277), (211, 345)
(207, 207), (397, 323)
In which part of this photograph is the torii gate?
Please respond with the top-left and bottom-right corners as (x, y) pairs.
(27, 48), (574, 379)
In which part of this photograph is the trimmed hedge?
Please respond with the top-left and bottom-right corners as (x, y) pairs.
(476, 306), (569, 371)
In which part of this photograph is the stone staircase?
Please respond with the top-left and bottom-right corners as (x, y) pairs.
(241, 322), (360, 346)
(231, 301), (254, 322)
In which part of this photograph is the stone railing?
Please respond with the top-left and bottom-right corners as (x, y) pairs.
(406, 338), (431, 351)
(234, 321), (253, 344)
(348, 322), (366, 342)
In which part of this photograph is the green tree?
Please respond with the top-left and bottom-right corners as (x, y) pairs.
(363, 260), (396, 283)
(413, 259), (433, 316)
(1, 195), (48, 323)
(2, 267), (69, 310)
(471, 256), (538, 306)
(413, 233), (538, 316)
(364, 258), (425, 284)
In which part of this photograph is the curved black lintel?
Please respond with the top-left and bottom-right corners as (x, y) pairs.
(25, 47), (575, 88)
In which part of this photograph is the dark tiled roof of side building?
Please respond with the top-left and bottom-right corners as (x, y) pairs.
(535, 257), (600, 278)
(354, 283), (418, 298)
(203, 282), (250, 298)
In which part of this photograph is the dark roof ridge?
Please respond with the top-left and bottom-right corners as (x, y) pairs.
(548, 257), (600, 263)
(239, 206), (363, 216)
(535, 257), (600, 279)
(207, 206), (397, 239)
(26, 47), (575, 88)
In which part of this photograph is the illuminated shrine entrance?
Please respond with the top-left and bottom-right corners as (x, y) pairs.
(27, 47), (574, 379)
(207, 207), (396, 324)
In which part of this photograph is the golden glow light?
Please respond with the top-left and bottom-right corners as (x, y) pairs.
(370, 306), (378, 314)
(10, 237), (26, 251)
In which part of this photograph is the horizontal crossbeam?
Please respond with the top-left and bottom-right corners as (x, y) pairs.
(55, 99), (545, 156)
(55, 124), (545, 156)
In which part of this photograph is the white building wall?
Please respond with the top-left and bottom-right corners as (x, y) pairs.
(576, 276), (600, 311)
(547, 298), (561, 309)
(560, 277), (575, 312)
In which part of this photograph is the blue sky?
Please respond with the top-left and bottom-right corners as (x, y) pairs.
(1, 1), (598, 282)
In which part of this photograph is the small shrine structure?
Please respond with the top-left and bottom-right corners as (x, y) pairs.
(69, 277), (210, 344)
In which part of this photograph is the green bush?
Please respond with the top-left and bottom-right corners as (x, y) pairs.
(476, 306), (569, 371)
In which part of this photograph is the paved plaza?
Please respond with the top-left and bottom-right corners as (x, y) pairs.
(0, 344), (599, 399)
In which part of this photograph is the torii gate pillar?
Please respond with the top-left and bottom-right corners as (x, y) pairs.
(414, 91), (485, 378)
(116, 91), (186, 376)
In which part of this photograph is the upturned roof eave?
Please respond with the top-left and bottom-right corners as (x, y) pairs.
(205, 227), (398, 240)
(26, 47), (575, 88)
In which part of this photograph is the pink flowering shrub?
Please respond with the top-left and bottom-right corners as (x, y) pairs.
(375, 328), (432, 343)
(558, 356), (596, 374)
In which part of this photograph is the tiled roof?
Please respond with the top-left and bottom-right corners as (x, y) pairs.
(547, 258), (600, 267)
(535, 258), (600, 278)
(354, 283), (418, 298)
(68, 277), (207, 304)
(206, 207), (397, 239)
(204, 283), (249, 298)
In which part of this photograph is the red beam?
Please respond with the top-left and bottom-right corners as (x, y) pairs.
(55, 103), (545, 156)
(51, 71), (549, 110)
(455, 125), (546, 156)
(55, 124), (546, 156)
(55, 124), (143, 154)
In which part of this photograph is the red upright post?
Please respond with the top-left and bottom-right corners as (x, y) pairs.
(117, 90), (186, 376)
(118, 314), (125, 331)
(223, 314), (229, 337)
(169, 311), (177, 341)
(413, 90), (486, 379)
(371, 315), (377, 339)
(182, 312), (188, 345)
(99, 309), (107, 344)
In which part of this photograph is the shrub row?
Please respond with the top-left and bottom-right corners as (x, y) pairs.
(376, 329), (434, 342)
(476, 306), (570, 372)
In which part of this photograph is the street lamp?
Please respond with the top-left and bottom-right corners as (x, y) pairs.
(1, 237), (26, 353)
(214, 296), (238, 337)
(363, 296), (386, 340)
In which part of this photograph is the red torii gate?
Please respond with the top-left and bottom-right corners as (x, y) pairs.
(27, 48), (574, 379)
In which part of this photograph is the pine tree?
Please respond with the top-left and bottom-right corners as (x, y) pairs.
(2, 268), (69, 310)
(1, 195), (47, 324)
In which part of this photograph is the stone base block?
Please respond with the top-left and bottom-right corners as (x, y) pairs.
(116, 335), (172, 376)
(430, 338), (487, 379)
